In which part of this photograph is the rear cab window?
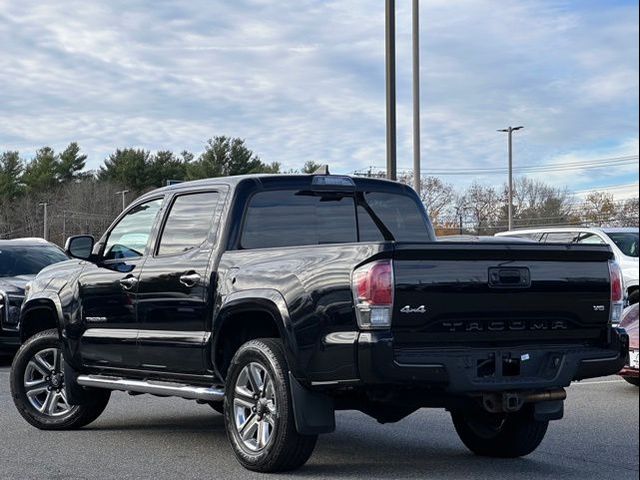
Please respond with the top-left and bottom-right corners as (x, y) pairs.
(240, 188), (432, 249)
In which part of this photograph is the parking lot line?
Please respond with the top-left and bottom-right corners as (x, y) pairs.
(573, 379), (625, 385)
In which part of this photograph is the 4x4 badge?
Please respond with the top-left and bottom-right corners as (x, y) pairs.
(400, 305), (427, 314)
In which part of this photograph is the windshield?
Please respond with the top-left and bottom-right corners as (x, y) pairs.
(606, 232), (639, 258)
(0, 245), (68, 277)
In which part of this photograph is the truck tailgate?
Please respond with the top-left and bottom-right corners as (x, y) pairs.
(392, 242), (614, 347)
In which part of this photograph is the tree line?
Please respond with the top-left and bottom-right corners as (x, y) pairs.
(0, 136), (320, 245)
(398, 173), (639, 235)
(1, 136), (638, 245)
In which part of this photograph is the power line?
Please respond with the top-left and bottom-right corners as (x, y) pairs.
(357, 154), (639, 176)
(573, 183), (639, 194)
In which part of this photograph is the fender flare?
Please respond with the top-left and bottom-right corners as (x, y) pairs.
(212, 288), (299, 379)
(19, 292), (64, 342)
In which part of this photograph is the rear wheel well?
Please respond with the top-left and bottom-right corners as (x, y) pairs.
(215, 309), (281, 379)
(20, 307), (58, 342)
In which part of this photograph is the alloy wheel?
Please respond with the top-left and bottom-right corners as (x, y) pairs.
(233, 362), (277, 452)
(23, 347), (76, 417)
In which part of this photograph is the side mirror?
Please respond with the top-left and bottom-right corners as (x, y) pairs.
(65, 235), (95, 260)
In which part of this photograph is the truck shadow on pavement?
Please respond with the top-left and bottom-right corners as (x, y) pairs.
(85, 407), (572, 479)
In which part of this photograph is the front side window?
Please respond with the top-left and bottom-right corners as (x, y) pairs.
(104, 199), (163, 260)
(157, 192), (219, 256)
(241, 190), (357, 249)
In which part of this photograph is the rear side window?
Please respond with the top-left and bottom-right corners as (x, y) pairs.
(157, 192), (219, 255)
(577, 233), (606, 245)
(544, 232), (580, 243)
(241, 190), (357, 249)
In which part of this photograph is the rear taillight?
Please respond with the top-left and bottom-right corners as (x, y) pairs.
(609, 260), (624, 325)
(352, 260), (394, 329)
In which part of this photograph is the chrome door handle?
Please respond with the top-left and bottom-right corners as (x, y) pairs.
(119, 276), (138, 290)
(179, 272), (201, 288)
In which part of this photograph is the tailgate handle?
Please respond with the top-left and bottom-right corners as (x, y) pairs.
(488, 267), (531, 288)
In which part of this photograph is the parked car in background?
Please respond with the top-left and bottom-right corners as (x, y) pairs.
(438, 235), (535, 243)
(496, 227), (639, 305)
(0, 238), (69, 353)
(618, 304), (639, 387)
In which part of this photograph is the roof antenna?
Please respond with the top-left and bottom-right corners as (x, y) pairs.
(313, 165), (330, 175)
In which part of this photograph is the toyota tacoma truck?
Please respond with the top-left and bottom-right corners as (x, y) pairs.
(10, 173), (629, 472)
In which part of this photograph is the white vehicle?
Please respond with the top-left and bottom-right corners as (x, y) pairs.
(496, 227), (639, 305)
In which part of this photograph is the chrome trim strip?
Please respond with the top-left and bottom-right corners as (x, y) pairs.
(136, 330), (206, 342)
(76, 374), (224, 401)
(82, 329), (207, 343)
(82, 329), (137, 340)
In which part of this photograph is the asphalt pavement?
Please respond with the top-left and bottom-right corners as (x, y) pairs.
(0, 357), (638, 480)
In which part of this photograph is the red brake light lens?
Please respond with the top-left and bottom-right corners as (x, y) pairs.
(354, 260), (393, 306)
(352, 260), (394, 330)
(609, 261), (623, 302)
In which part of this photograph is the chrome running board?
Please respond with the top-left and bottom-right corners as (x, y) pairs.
(76, 375), (224, 401)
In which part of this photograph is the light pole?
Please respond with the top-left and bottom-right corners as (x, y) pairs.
(38, 202), (48, 240)
(412, 0), (421, 194)
(385, 0), (397, 181)
(498, 126), (523, 231)
(115, 190), (130, 211)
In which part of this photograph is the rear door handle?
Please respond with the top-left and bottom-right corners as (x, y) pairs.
(179, 272), (201, 288)
(119, 276), (138, 290)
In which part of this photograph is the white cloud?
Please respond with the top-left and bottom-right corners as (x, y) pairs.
(0, 0), (637, 197)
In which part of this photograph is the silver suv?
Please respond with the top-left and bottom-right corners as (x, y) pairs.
(496, 227), (639, 305)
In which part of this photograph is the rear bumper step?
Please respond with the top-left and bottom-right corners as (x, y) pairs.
(76, 374), (224, 401)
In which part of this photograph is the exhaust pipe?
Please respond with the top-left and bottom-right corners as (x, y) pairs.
(520, 388), (566, 404)
(77, 375), (224, 401)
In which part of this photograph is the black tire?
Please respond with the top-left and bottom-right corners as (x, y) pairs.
(452, 405), (548, 458)
(208, 401), (224, 414)
(623, 377), (640, 387)
(224, 338), (317, 472)
(10, 329), (110, 430)
(628, 290), (639, 305)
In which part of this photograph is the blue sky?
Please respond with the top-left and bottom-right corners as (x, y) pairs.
(0, 0), (638, 198)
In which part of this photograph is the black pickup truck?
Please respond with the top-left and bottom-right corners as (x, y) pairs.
(10, 173), (628, 472)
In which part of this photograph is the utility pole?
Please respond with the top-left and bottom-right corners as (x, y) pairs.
(412, 0), (421, 194)
(385, 0), (397, 181)
(497, 126), (524, 231)
(115, 190), (130, 212)
(39, 202), (48, 241)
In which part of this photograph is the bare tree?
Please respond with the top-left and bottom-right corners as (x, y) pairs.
(459, 182), (501, 235)
(500, 177), (577, 229)
(398, 174), (455, 225)
(582, 191), (617, 227)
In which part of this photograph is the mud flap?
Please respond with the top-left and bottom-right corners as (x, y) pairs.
(288, 372), (335, 434)
(534, 400), (564, 421)
(63, 360), (96, 405)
